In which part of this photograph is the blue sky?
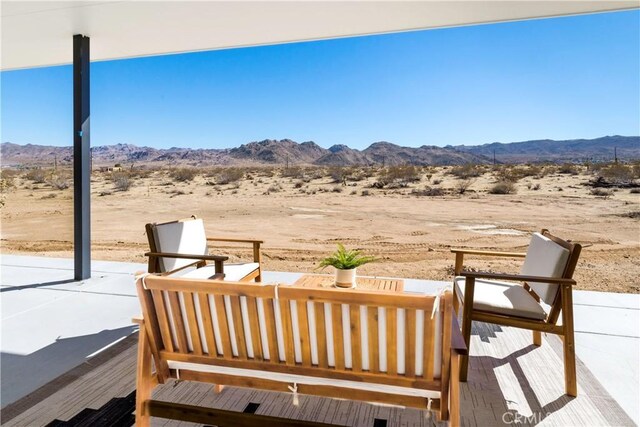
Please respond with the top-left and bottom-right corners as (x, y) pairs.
(2, 10), (639, 150)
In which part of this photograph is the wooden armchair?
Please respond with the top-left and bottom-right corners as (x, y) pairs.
(451, 229), (582, 396)
(145, 216), (263, 282)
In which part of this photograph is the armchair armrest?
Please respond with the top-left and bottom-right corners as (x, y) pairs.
(144, 252), (229, 262)
(450, 314), (468, 355)
(206, 237), (263, 265)
(207, 237), (264, 244)
(451, 249), (526, 258)
(460, 270), (576, 285)
(451, 248), (526, 275)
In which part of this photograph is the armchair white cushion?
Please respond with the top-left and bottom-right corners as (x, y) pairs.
(453, 278), (547, 320)
(520, 233), (570, 305)
(153, 218), (208, 272)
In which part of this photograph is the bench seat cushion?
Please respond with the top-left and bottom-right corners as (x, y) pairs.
(167, 360), (441, 399)
(454, 277), (547, 320)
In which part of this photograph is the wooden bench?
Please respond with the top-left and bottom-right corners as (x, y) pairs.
(134, 274), (467, 426)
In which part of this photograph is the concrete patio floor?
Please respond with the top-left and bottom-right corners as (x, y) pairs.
(1, 254), (638, 424)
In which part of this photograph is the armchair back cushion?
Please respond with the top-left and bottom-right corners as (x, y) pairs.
(153, 218), (208, 272)
(520, 232), (570, 305)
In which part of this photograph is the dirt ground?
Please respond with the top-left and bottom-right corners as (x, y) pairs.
(1, 166), (639, 293)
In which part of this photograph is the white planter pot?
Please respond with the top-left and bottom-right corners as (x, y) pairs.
(335, 268), (356, 288)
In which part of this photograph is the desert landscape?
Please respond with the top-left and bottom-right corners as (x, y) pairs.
(1, 158), (638, 293)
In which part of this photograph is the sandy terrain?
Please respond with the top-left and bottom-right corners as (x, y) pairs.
(1, 165), (638, 293)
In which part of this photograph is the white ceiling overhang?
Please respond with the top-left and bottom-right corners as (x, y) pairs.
(2, 0), (639, 71)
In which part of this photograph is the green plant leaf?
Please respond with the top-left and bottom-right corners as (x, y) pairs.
(316, 243), (376, 270)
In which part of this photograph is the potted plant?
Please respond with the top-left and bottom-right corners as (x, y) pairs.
(318, 243), (375, 288)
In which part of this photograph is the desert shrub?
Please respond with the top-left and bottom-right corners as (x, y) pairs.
(256, 167), (276, 178)
(455, 179), (474, 195)
(488, 181), (516, 194)
(350, 190), (357, 195)
(306, 167), (325, 180)
(558, 163), (580, 175)
(214, 167), (244, 185)
(112, 171), (132, 191)
(494, 166), (532, 182)
(0, 169), (17, 189)
(354, 167), (377, 180)
(387, 181), (408, 189)
(327, 167), (348, 183)
(267, 184), (282, 193)
(281, 166), (305, 179)
(25, 168), (48, 183)
(170, 167), (197, 182)
(432, 178), (442, 185)
(630, 188), (640, 194)
(47, 175), (69, 190)
(380, 165), (421, 185)
(1, 169), (19, 180)
(591, 188), (613, 198)
(532, 183), (541, 191)
(129, 167), (154, 179)
(412, 186), (445, 197)
(597, 163), (635, 184)
(617, 211), (640, 219)
(294, 181), (304, 189)
(449, 164), (483, 179)
(0, 176), (12, 207)
(41, 193), (57, 199)
(361, 190), (370, 196)
(524, 164), (544, 177)
(332, 186), (343, 193)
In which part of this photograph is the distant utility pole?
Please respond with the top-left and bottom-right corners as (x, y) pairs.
(285, 154), (289, 169)
(493, 150), (496, 166)
(54, 154), (58, 171)
(614, 147), (618, 164)
(382, 156), (386, 167)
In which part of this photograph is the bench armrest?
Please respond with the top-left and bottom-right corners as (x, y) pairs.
(145, 252), (229, 262)
(132, 316), (144, 325)
(450, 314), (468, 355)
(207, 237), (264, 244)
(460, 271), (576, 285)
(450, 249), (526, 258)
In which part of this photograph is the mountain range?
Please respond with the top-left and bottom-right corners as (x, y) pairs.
(1, 135), (638, 168)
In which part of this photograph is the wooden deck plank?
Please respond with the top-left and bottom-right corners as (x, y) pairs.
(3, 324), (631, 427)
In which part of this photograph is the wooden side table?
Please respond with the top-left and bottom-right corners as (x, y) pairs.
(292, 273), (404, 292)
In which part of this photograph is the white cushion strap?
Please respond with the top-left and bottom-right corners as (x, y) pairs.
(288, 382), (299, 406)
(431, 287), (447, 319)
(137, 272), (152, 290)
